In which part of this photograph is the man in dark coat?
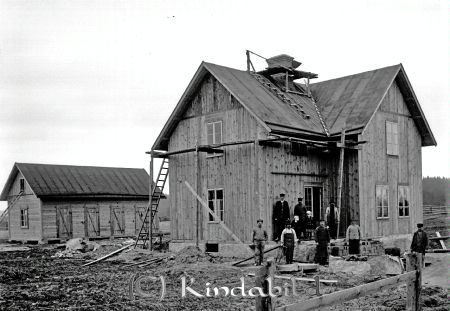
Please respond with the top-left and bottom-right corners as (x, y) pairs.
(272, 193), (290, 241)
(314, 220), (330, 265)
(293, 196), (307, 238)
(326, 202), (339, 239)
(410, 223), (428, 265)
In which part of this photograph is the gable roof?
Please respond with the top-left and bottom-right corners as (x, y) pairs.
(153, 62), (436, 150)
(153, 62), (328, 150)
(310, 64), (436, 146)
(0, 163), (152, 200)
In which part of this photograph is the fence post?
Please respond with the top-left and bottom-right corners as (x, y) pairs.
(406, 252), (422, 311)
(255, 259), (276, 311)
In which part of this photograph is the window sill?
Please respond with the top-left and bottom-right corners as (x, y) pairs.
(376, 217), (389, 220)
(387, 154), (399, 158)
(206, 154), (223, 158)
(398, 216), (410, 218)
(208, 221), (222, 224)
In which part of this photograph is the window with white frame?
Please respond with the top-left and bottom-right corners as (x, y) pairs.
(208, 189), (224, 222)
(376, 185), (389, 218)
(20, 207), (29, 228)
(398, 186), (410, 217)
(386, 121), (399, 155)
(206, 121), (223, 155)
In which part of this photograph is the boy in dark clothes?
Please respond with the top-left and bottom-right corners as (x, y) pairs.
(281, 220), (298, 264)
(410, 223), (428, 266)
(314, 220), (330, 265)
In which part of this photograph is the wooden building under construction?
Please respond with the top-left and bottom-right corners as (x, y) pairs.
(151, 54), (436, 254)
(0, 163), (166, 243)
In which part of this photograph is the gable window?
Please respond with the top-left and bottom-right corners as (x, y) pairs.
(20, 207), (29, 228)
(206, 121), (223, 156)
(386, 121), (399, 155)
(376, 185), (389, 218)
(19, 178), (25, 193)
(208, 189), (224, 222)
(398, 186), (410, 217)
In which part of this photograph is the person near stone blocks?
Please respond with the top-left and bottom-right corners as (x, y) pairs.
(325, 202), (339, 239)
(252, 219), (268, 266)
(293, 196), (307, 238)
(272, 193), (290, 241)
(346, 219), (362, 255)
(410, 223), (428, 266)
(291, 215), (302, 241)
(305, 210), (314, 240)
(314, 219), (330, 265)
(280, 220), (298, 264)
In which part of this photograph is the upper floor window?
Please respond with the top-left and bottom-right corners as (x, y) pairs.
(398, 186), (410, 217)
(20, 207), (29, 229)
(207, 121), (223, 156)
(386, 121), (399, 155)
(19, 178), (25, 193)
(376, 185), (389, 218)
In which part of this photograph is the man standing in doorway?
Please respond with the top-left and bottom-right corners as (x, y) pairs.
(273, 193), (290, 241)
(294, 196), (307, 239)
(326, 202), (339, 239)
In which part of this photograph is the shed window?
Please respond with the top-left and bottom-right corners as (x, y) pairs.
(398, 186), (410, 217)
(386, 121), (399, 155)
(208, 189), (224, 222)
(19, 178), (25, 192)
(376, 185), (389, 218)
(20, 208), (29, 228)
(206, 121), (223, 156)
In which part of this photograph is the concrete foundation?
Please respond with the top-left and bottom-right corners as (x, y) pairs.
(169, 241), (258, 258)
(379, 234), (412, 253)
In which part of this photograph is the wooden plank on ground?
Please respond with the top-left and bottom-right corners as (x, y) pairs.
(82, 244), (132, 267)
(247, 273), (337, 284)
(232, 245), (280, 266)
(436, 232), (447, 250)
(275, 271), (416, 311)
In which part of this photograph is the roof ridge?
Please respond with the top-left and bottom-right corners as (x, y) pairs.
(311, 64), (402, 86)
(15, 162), (146, 171)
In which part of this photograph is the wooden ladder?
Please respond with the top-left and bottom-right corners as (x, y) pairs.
(134, 158), (169, 248)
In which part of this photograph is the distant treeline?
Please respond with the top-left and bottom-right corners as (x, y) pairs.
(423, 177), (450, 206)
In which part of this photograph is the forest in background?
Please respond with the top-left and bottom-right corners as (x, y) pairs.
(423, 177), (450, 206)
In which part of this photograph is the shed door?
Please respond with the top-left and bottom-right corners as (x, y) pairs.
(57, 206), (73, 239)
(111, 206), (125, 236)
(135, 205), (149, 235)
(85, 205), (100, 237)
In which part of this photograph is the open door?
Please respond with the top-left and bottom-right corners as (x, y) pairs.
(304, 186), (323, 227)
(57, 205), (73, 239)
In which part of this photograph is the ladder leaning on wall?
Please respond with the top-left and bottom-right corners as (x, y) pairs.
(134, 158), (169, 249)
(0, 191), (24, 225)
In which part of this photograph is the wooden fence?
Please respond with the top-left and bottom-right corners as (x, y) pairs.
(254, 253), (422, 311)
(423, 205), (449, 215)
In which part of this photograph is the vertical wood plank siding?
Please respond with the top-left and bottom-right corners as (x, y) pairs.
(359, 81), (423, 237)
(168, 74), (360, 243)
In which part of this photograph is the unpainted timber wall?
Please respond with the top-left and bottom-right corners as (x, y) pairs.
(7, 171), (42, 242)
(168, 74), (360, 243)
(41, 200), (148, 240)
(359, 80), (423, 237)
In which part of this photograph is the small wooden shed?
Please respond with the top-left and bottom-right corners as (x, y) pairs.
(151, 55), (436, 254)
(0, 163), (162, 243)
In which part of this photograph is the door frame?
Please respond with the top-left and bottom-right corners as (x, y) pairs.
(84, 205), (100, 237)
(56, 205), (73, 239)
(304, 185), (323, 222)
(110, 205), (125, 236)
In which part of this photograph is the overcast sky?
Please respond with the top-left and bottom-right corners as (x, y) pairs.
(0, 0), (448, 210)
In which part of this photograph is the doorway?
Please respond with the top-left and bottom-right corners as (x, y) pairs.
(304, 186), (323, 224)
(56, 205), (73, 239)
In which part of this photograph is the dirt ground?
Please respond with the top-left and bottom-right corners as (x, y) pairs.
(0, 244), (448, 311)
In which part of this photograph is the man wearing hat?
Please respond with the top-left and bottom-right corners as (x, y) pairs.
(273, 193), (290, 241)
(410, 223), (428, 265)
(294, 196), (307, 238)
(252, 219), (268, 265)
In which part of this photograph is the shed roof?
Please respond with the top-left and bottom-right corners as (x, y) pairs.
(0, 163), (152, 200)
(153, 62), (436, 150)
